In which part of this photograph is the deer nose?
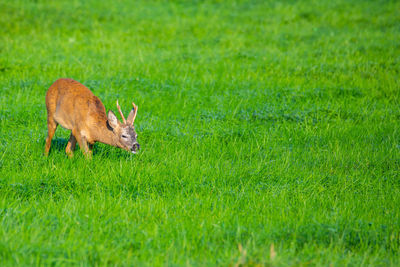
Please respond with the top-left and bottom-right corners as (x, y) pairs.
(131, 143), (140, 152)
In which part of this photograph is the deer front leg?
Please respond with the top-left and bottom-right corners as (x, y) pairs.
(74, 130), (92, 159)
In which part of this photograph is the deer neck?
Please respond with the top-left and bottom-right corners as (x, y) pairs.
(94, 121), (119, 147)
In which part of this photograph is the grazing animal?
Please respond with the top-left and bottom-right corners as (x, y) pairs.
(44, 78), (139, 158)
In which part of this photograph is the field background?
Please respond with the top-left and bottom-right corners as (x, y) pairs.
(1, 0), (399, 265)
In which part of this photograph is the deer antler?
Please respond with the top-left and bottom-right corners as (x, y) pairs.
(116, 100), (126, 124)
(131, 102), (138, 125)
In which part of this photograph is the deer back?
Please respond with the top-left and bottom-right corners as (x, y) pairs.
(46, 78), (107, 132)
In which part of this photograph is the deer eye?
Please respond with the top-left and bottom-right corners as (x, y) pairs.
(122, 135), (128, 139)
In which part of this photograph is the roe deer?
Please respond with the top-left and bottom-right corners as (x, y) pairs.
(44, 78), (139, 158)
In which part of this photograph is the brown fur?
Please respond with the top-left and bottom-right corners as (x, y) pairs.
(45, 78), (138, 158)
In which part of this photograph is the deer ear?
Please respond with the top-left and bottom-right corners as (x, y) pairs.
(126, 108), (135, 125)
(107, 110), (119, 129)
(127, 103), (138, 125)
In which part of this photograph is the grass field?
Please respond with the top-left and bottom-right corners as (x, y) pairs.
(1, 0), (400, 265)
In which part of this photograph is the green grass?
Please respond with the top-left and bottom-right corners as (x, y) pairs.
(1, 0), (399, 265)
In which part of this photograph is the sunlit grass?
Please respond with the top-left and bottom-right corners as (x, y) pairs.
(0, 0), (399, 265)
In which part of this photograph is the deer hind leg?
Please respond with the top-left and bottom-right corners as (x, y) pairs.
(65, 133), (77, 158)
(44, 117), (58, 156)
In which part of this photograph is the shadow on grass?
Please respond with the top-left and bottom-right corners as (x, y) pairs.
(50, 138), (68, 152)
(48, 138), (132, 159)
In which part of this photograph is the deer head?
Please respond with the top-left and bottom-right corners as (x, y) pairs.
(107, 101), (140, 153)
